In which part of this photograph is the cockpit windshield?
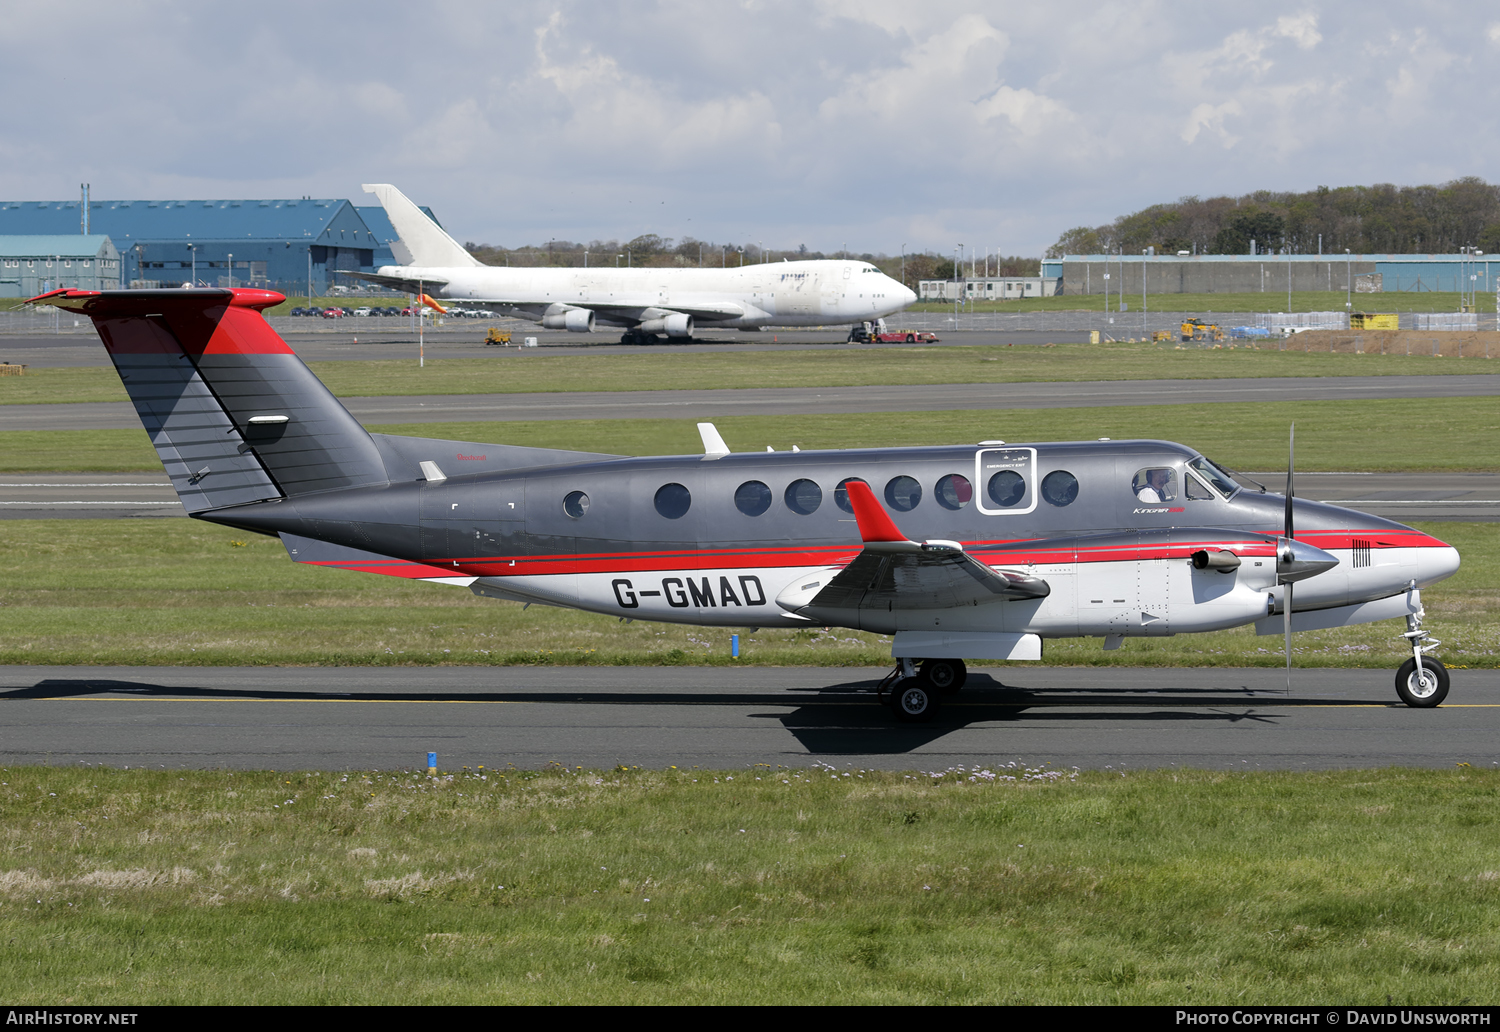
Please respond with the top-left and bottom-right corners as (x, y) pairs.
(1189, 456), (1240, 498)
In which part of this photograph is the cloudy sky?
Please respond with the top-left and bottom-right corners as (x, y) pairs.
(4, 1), (1498, 256)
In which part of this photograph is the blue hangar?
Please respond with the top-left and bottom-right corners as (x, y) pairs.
(0, 196), (441, 295)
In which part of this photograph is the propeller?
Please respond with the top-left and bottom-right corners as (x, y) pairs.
(1283, 424), (1294, 693)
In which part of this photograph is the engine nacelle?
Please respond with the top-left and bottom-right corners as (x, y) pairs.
(541, 308), (596, 332)
(637, 313), (694, 338)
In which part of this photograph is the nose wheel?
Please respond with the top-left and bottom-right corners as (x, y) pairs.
(1396, 657), (1448, 708)
(1396, 597), (1448, 708)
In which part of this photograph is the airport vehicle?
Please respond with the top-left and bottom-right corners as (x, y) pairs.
(1180, 319), (1225, 343)
(356, 183), (916, 343)
(484, 327), (512, 346)
(29, 287), (1462, 723)
(847, 324), (940, 344)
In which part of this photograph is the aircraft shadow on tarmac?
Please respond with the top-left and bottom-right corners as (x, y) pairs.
(7, 673), (1391, 757)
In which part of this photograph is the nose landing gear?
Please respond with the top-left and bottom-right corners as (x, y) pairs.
(1396, 598), (1448, 708)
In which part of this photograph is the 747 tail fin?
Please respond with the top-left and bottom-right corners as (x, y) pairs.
(361, 183), (481, 269)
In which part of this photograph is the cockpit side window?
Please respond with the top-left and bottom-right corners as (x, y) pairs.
(1185, 471), (1216, 500)
(1189, 457), (1240, 497)
(1132, 467), (1177, 503)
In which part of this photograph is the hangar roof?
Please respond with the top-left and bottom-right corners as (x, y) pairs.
(0, 234), (117, 259)
(0, 199), (378, 249)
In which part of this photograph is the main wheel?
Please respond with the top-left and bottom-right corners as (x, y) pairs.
(893, 682), (940, 723)
(1395, 657), (1449, 708)
(920, 658), (967, 695)
(905, 333), (916, 342)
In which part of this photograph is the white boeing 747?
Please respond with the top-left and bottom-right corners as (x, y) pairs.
(358, 183), (917, 343)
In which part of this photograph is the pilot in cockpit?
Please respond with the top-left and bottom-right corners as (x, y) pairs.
(1133, 467), (1176, 503)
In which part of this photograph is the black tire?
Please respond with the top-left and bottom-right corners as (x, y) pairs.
(1395, 657), (1449, 708)
(893, 681), (939, 723)
(921, 658), (967, 695)
(905, 333), (916, 342)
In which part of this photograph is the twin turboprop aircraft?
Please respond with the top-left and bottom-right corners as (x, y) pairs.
(356, 183), (916, 342)
(32, 287), (1461, 722)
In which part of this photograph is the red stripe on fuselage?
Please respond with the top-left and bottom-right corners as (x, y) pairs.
(305, 532), (1453, 583)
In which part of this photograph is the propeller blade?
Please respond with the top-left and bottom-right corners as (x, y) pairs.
(1284, 423), (1295, 540)
(1284, 580), (1293, 694)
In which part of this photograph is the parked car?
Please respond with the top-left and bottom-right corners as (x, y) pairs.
(321, 308), (344, 318)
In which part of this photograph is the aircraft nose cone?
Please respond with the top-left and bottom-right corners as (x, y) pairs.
(899, 283), (916, 306)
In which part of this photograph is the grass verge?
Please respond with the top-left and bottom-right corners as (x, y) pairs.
(0, 520), (1493, 668)
(4, 339), (1495, 406)
(7, 395), (1500, 472)
(0, 765), (1496, 1003)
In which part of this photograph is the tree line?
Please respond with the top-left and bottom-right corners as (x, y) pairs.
(463, 236), (1043, 285)
(1047, 177), (1500, 258)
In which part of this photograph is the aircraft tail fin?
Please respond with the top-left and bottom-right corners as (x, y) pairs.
(29, 288), (389, 513)
(361, 183), (482, 269)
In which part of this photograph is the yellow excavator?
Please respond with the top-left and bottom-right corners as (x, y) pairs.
(1180, 318), (1225, 343)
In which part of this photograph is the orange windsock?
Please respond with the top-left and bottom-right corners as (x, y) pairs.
(417, 292), (448, 314)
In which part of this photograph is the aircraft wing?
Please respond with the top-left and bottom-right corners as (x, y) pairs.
(776, 480), (1049, 621)
(345, 273), (744, 321)
(346, 271), (450, 291)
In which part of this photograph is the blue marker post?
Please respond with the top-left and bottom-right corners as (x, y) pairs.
(731, 634), (740, 659)
(427, 751), (437, 776)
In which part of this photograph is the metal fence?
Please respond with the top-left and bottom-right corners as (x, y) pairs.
(1412, 313), (1480, 331)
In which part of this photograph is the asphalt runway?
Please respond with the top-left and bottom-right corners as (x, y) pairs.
(0, 328), (1091, 368)
(2, 665), (1495, 772)
(5, 471), (1496, 521)
(9, 374), (1500, 433)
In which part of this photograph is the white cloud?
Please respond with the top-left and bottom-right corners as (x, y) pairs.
(1181, 101), (1243, 147)
(1275, 12), (1323, 49)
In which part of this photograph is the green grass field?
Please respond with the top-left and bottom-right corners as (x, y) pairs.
(908, 290), (1498, 314)
(0, 519), (1492, 669)
(5, 395), (1498, 473)
(1, 765), (1496, 1003)
(3, 339), (1493, 406)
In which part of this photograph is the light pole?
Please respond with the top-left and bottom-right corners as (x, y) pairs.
(953, 245), (963, 326)
(1345, 249), (1352, 315)
(900, 243), (906, 286)
(1141, 249), (1148, 335)
(188, 245), (196, 287)
(616, 254), (623, 268)
(584, 249), (588, 269)
(227, 252), (233, 291)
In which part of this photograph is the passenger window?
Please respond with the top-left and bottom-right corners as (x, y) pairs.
(987, 470), (1026, 508)
(785, 479), (822, 515)
(1185, 473), (1215, 501)
(1132, 467), (1178, 503)
(834, 477), (868, 514)
(654, 483), (691, 519)
(935, 473), (972, 511)
(1041, 470), (1079, 507)
(884, 475), (921, 512)
(735, 481), (772, 516)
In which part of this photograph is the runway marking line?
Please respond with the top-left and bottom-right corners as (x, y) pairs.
(18, 695), (1500, 709)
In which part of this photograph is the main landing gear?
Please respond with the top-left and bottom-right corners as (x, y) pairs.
(619, 330), (663, 345)
(877, 658), (968, 723)
(1395, 600), (1448, 707)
